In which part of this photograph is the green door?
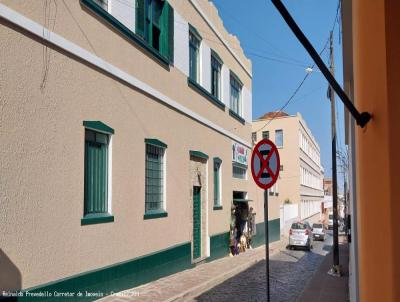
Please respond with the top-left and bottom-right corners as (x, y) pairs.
(193, 186), (201, 260)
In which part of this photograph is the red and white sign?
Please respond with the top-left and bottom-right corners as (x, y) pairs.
(251, 139), (280, 190)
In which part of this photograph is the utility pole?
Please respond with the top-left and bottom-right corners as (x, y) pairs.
(329, 30), (340, 275)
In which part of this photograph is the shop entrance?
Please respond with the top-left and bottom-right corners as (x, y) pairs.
(230, 191), (256, 255)
(192, 186), (201, 260)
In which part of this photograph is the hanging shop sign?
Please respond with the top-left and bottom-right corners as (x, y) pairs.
(232, 142), (249, 166)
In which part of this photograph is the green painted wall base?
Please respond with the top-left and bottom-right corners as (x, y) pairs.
(13, 219), (280, 302)
(208, 218), (281, 260)
(18, 242), (193, 302)
(252, 218), (281, 247)
(208, 232), (230, 262)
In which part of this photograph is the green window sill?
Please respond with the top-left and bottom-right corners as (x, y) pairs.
(229, 109), (245, 124)
(187, 78), (226, 111)
(81, 0), (170, 69)
(213, 205), (223, 210)
(144, 211), (168, 220)
(81, 213), (114, 225)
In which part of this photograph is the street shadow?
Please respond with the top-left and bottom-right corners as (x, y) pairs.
(0, 249), (22, 302)
(194, 252), (326, 302)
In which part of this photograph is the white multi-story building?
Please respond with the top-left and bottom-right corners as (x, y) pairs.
(252, 112), (324, 226)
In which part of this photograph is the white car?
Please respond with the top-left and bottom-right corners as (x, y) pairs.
(288, 222), (313, 251)
(312, 223), (326, 241)
(328, 212), (334, 230)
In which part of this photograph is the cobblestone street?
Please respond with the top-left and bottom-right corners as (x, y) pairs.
(195, 234), (333, 302)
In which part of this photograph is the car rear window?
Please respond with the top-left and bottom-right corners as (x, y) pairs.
(291, 223), (307, 230)
(313, 223), (323, 228)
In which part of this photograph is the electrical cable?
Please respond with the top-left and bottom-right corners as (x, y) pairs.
(253, 0), (340, 133)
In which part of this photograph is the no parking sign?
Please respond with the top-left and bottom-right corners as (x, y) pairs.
(251, 139), (280, 190)
(250, 138), (280, 302)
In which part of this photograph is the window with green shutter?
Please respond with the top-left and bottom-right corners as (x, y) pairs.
(230, 72), (242, 117)
(213, 158), (222, 207)
(136, 0), (174, 61)
(84, 129), (109, 215)
(145, 143), (166, 213)
(189, 27), (201, 83)
(211, 51), (222, 100)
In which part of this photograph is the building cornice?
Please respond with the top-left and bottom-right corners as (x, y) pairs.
(0, 4), (251, 149)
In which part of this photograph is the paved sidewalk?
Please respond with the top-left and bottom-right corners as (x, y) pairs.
(297, 236), (349, 302)
(97, 239), (286, 302)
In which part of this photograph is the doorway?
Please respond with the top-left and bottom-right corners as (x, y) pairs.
(193, 186), (201, 260)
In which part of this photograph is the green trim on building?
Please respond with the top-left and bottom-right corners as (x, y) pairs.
(252, 218), (281, 247)
(20, 242), (193, 301)
(208, 231), (230, 262)
(80, 0), (170, 68)
(144, 138), (168, 149)
(189, 23), (202, 40)
(83, 121), (114, 134)
(81, 213), (114, 226)
(213, 205), (223, 210)
(189, 150), (209, 160)
(229, 109), (246, 125)
(213, 157), (222, 163)
(143, 211), (168, 220)
(187, 77), (226, 110)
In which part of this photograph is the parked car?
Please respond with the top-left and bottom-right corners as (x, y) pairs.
(312, 223), (326, 241)
(288, 221), (313, 251)
(328, 212), (334, 230)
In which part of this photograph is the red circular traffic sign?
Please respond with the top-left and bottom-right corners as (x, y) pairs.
(251, 139), (280, 190)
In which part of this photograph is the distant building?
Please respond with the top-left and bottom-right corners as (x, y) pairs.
(323, 178), (333, 196)
(252, 112), (324, 226)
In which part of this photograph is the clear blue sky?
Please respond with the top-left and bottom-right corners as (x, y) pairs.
(212, 0), (346, 182)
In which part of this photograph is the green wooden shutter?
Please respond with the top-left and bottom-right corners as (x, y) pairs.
(84, 139), (108, 215)
(168, 3), (174, 63)
(214, 163), (219, 206)
(136, 0), (145, 38)
(159, 1), (168, 58)
(159, 1), (173, 61)
(193, 186), (201, 259)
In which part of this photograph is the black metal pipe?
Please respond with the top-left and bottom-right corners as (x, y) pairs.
(271, 0), (372, 128)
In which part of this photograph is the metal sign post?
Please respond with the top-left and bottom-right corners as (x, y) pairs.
(251, 139), (280, 302)
(264, 189), (270, 302)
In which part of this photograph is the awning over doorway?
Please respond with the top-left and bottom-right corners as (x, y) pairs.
(233, 198), (253, 203)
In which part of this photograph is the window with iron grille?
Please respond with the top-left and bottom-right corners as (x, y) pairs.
(145, 143), (165, 212)
(262, 131), (269, 139)
(232, 164), (247, 179)
(84, 129), (109, 215)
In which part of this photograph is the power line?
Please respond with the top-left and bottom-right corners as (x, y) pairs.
(175, 19), (310, 68)
(213, 2), (306, 66)
(253, 0), (340, 133)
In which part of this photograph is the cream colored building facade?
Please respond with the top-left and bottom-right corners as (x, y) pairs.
(0, 0), (281, 299)
(252, 113), (324, 228)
